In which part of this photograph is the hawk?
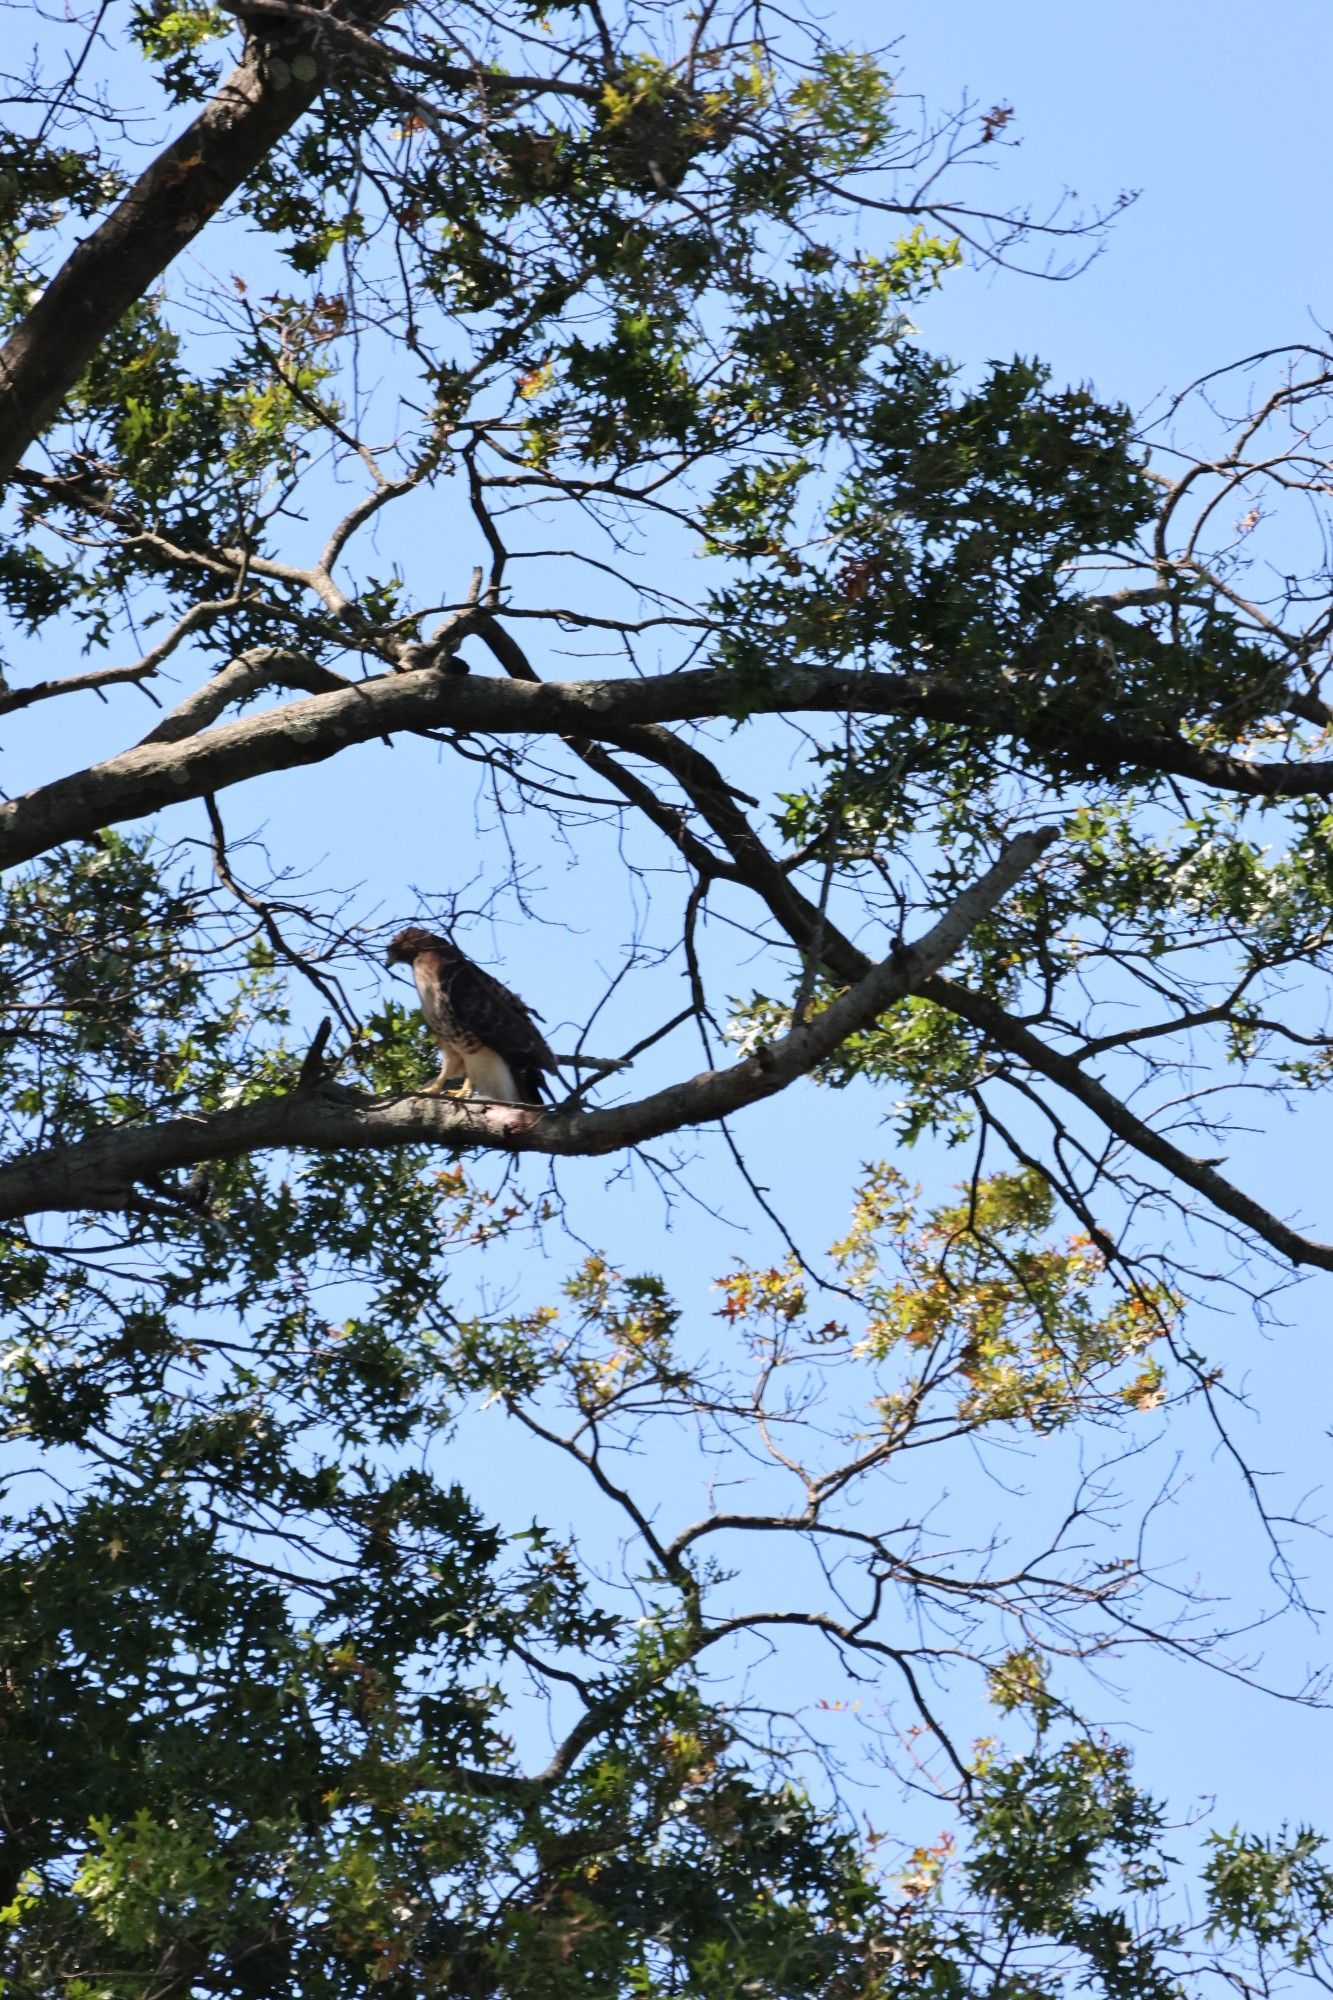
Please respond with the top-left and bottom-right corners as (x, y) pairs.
(384, 927), (557, 1108)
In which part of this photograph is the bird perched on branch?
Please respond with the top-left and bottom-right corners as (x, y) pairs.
(384, 927), (557, 1108)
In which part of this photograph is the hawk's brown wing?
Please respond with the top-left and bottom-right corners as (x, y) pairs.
(443, 957), (558, 1103)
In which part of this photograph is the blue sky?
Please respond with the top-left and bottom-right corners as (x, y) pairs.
(866, 0), (1333, 405)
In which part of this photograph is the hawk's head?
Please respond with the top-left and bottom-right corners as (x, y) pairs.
(385, 926), (459, 968)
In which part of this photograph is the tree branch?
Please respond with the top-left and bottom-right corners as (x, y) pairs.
(920, 972), (1333, 1272)
(0, 5), (396, 483)
(8, 660), (1326, 873)
(225, 0), (604, 103)
(0, 831), (1054, 1219)
(141, 647), (354, 745)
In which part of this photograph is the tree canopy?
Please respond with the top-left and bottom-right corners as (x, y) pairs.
(2, 1), (1333, 1994)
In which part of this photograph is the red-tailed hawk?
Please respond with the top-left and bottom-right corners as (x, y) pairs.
(384, 927), (557, 1108)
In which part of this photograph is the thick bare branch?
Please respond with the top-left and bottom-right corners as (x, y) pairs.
(141, 647), (354, 745)
(6, 659), (1331, 873)
(0, 830), (1054, 1219)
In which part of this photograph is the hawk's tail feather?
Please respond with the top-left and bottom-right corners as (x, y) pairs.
(518, 1063), (555, 1107)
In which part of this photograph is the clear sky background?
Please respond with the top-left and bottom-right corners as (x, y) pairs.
(6, 0), (1333, 1861)
(866, 0), (1332, 407)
